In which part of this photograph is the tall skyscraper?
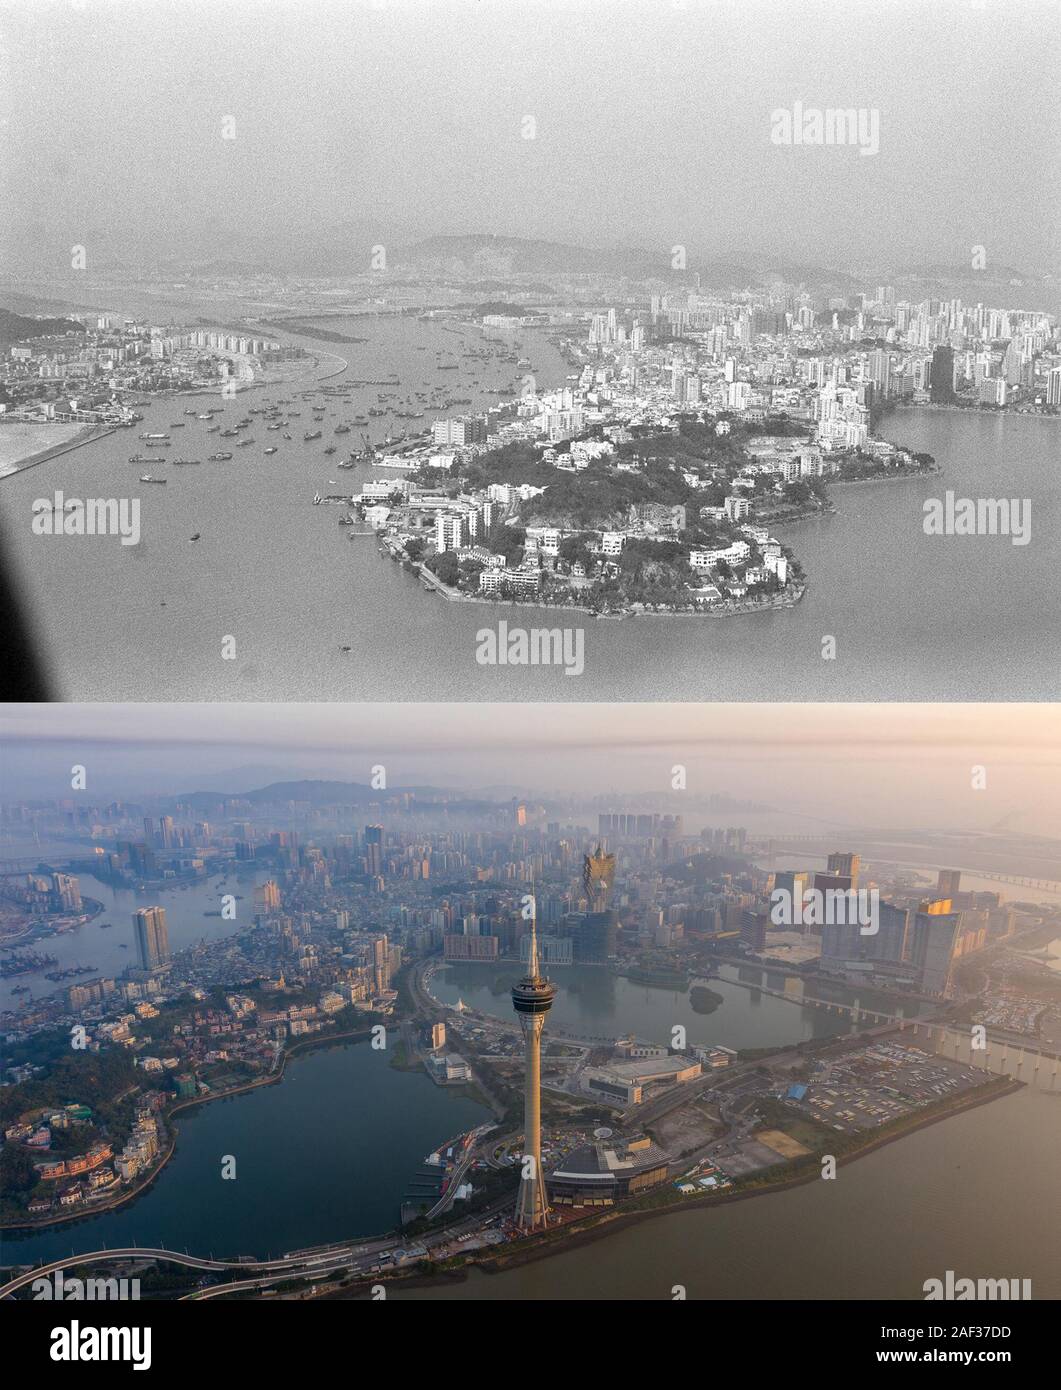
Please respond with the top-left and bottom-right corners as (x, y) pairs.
(133, 906), (170, 971)
(511, 898), (556, 1231)
(909, 900), (961, 997)
(929, 345), (956, 403)
(372, 934), (390, 993)
(583, 845), (615, 913)
(936, 869), (961, 899)
(364, 825), (384, 878)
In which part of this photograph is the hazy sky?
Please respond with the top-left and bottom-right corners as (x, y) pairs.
(2, 704), (1059, 837)
(3, 0), (1057, 273)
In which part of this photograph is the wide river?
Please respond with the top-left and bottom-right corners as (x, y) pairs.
(0, 318), (1057, 700)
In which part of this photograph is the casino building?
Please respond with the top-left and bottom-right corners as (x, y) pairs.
(548, 1135), (670, 1208)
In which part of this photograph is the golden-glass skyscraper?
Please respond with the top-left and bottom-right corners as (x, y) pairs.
(583, 845), (616, 913)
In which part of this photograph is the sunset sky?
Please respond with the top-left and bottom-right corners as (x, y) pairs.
(2, 703), (1059, 837)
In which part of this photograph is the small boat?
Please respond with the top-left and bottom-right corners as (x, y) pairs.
(139, 475), (166, 483)
(190, 533), (201, 542)
(264, 446), (277, 454)
(209, 452), (233, 461)
(313, 493), (323, 505)
(172, 459), (201, 465)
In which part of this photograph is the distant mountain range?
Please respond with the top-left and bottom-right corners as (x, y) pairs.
(1, 229), (1053, 313)
(174, 779), (457, 811)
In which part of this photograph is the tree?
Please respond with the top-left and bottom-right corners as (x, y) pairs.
(427, 550), (460, 586)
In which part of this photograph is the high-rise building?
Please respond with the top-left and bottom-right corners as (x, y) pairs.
(51, 872), (82, 912)
(158, 815), (175, 849)
(254, 880), (281, 913)
(133, 906), (170, 971)
(929, 345), (956, 403)
(372, 934), (390, 992)
(511, 899), (556, 1231)
(583, 846), (615, 913)
(825, 852), (860, 888)
(908, 901), (961, 997)
(936, 869), (961, 899)
(364, 825), (384, 878)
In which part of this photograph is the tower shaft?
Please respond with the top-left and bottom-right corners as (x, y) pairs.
(516, 1013), (548, 1229)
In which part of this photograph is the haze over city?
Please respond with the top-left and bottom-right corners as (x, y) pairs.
(2, 703), (1059, 840)
(3, 0), (1057, 278)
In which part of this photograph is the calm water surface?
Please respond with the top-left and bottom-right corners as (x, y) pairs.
(2, 327), (1057, 700)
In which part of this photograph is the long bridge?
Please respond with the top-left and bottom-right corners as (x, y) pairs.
(0, 1242), (375, 1300)
(724, 978), (1061, 1078)
(749, 844), (1061, 895)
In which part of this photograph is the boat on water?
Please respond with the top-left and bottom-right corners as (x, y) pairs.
(197, 412), (213, 419)
(140, 432), (169, 439)
(313, 493), (323, 505)
(209, 452), (233, 461)
(304, 430), (322, 441)
(129, 455), (165, 463)
(172, 459), (201, 465)
(264, 446), (277, 454)
(324, 445), (336, 454)
(139, 475), (166, 483)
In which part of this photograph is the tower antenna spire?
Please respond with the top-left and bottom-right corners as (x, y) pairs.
(528, 892), (539, 976)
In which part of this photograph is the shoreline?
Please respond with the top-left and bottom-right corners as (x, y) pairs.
(0, 349), (346, 483)
(0, 423), (117, 480)
(0, 1024), (372, 1235)
(376, 1072), (1024, 1290)
(410, 555), (807, 620)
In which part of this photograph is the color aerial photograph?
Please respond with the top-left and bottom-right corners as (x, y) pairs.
(1, 705), (1059, 1332)
(1, 0), (1058, 1370)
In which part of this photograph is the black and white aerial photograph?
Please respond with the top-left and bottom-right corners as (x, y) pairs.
(1, 0), (1059, 1370)
(0, 0), (1057, 701)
